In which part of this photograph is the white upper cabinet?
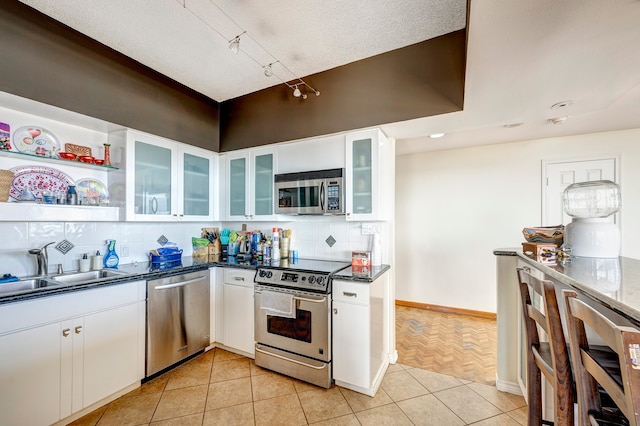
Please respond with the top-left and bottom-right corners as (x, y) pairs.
(223, 147), (277, 221)
(113, 130), (217, 222)
(345, 129), (393, 221)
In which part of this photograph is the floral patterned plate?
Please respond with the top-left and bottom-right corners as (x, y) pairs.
(12, 126), (60, 157)
(9, 165), (74, 201)
(76, 178), (108, 200)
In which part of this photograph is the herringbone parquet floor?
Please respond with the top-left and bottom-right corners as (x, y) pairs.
(395, 305), (497, 386)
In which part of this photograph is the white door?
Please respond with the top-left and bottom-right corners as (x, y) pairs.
(543, 158), (617, 226)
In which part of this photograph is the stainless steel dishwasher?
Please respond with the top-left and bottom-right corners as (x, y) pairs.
(146, 269), (210, 377)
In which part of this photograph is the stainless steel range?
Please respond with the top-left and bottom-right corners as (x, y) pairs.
(254, 259), (350, 388)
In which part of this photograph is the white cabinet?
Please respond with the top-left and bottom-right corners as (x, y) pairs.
(0, 322), (63, 425)
(221, 268), (255, 356)
(0, 281), (146, 425)
(333, 272), (389, 396)
(345, 129), (393, 221)
(112, 130), (218, 221)
(224, 147), (277, 221)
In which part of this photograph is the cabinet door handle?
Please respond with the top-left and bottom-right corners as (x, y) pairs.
(522, 266), (531, 273)
(333, 308), (338, 315)
(234, 276), (245, 281)
(343, 292), (357, 297)
(62, 328), (71, 337)
(75, 326), (83, 334)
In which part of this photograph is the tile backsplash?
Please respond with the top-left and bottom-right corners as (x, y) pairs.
(0, 217), (388, 277)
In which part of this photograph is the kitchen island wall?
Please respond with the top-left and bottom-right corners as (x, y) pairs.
(396, 128), (640, 313)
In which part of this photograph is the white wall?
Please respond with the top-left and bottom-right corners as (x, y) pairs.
(395, 128), (640, 313)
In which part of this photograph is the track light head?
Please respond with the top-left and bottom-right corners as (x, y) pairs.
(228, 31), (245, 54)
(228, 37), (240, 53)
(263, 63), (273, 77)
(293, 85), (301, 97)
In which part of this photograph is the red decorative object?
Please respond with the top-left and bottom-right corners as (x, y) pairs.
(103, 143), (111, 166)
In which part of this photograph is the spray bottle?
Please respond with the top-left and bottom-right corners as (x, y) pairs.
(103, 239), (120, 269)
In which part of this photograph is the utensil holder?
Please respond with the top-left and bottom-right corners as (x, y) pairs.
(280, 237), (290, 258)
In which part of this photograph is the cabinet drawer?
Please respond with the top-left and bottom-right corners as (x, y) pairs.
(223, 269), (255, 287)
(333, 280), (369, 305)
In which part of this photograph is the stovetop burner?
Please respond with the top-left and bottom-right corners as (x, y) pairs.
(255, 258), (351, 293)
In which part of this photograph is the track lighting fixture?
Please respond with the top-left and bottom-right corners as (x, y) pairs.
(287, 80), (320, 100)
(177, 2), (321, 101)
(263, 62), (275, 77)
(228, 31), (246, 54)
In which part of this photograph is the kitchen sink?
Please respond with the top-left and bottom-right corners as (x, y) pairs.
(0, 278), (60, 295)
(50, 269), (129, 284)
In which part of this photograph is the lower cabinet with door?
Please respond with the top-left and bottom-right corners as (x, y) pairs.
(332, 271), (389, 396)
(219, 268), (255, 357)
(0, 281), (146, 426)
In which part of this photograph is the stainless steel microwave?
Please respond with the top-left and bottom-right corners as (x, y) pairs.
(274, 168), (344, 215)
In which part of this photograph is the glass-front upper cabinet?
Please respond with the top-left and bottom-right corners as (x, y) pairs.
(225, 148), (277, 221)
(179, 145), (216, 220)
(228, 155), (247, 218)
(345, 129), (392, 221)
(117, 130), (216, 221)
(133, 139), (175, 219)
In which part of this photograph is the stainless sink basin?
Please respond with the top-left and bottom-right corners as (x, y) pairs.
(0, 278), (60, 295)
(50, 269), (129, 284)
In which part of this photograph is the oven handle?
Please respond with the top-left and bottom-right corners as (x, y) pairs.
(255, 290), (326, 304)
(255, 346), (327, 370)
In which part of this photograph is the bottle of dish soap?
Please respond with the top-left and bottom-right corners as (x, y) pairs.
(103, 240), (119, 269)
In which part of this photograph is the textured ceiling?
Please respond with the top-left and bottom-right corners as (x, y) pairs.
(14, 0), (640, 154)
(17, 0), (466, 102)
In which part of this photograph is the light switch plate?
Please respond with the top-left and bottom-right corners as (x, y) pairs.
(120, 245), (129, 257)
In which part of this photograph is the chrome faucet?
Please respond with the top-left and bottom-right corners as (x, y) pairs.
(28, 242), (55, 276)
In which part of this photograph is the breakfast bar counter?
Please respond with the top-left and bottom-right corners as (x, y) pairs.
(494, 248), (640, 395)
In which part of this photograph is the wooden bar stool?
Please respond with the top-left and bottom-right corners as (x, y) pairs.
(517, 268), (574, 425)
(563, 289), (640, 426)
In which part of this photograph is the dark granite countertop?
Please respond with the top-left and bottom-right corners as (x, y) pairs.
(496, 248), (640, 327)
(0, 256), (391, 305)
(332, 264), (391, 283)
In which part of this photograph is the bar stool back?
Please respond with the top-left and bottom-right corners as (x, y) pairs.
(563, 289), (640, 426)
(517, 268), (574, 425)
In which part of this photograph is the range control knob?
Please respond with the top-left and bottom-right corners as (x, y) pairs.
(259, 270), (266, 278)
(266, 271), (273, 279)
(308, 276), (316, 284)
(316, 276), (325, 286)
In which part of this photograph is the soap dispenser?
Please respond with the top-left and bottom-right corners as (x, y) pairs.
(103, 240), (119, 269)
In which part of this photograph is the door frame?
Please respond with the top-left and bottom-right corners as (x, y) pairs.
(541, 154), (621, 225)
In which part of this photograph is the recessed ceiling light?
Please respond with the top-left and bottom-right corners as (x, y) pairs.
(503, 122), (524, 128)
(548, 116), (569, 125)
(429, 133), (445, 139)
(551, 100), (573, 110)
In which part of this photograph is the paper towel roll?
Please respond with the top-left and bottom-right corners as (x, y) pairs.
(371, 233), (382, 266)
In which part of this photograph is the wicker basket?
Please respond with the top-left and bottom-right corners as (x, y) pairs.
(0, 170), (14, 202)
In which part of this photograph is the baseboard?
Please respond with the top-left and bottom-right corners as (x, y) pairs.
(395, 300), (496, 320)
(495, 378), (523, 396)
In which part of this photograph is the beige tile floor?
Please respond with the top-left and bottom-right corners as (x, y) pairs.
(68, 348), (526, 426)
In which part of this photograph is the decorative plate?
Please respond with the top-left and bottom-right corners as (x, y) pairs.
(12, 126), (60, 156)
(76, 178), (108, 200)
(65, 143), (92, 157)
(9, 165), (74, 201)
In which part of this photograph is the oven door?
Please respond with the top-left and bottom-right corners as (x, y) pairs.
(254, 285), (330, 362)
(275, 179), (324, 215)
